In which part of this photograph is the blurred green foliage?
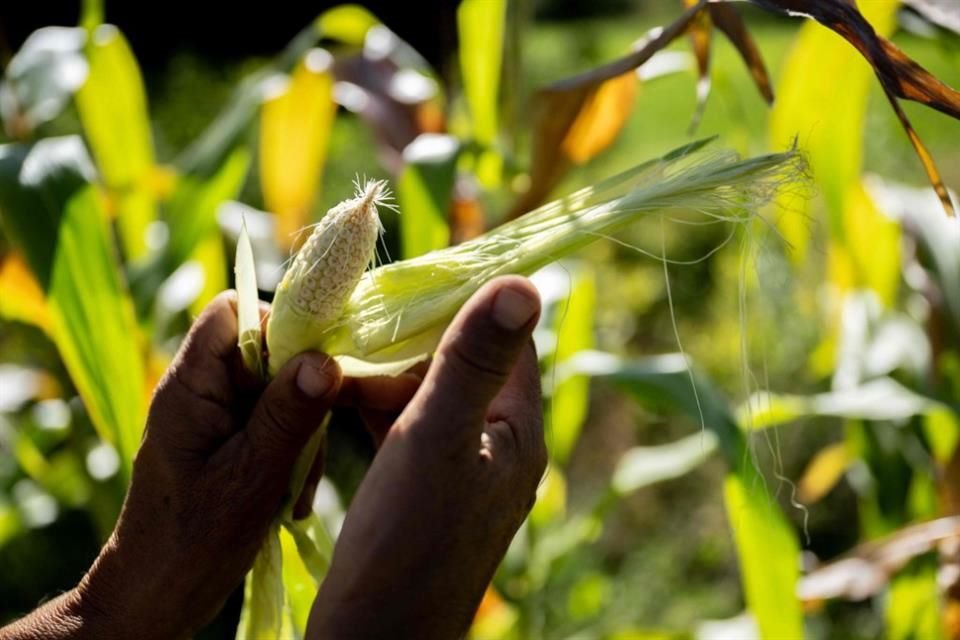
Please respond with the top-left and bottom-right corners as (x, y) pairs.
(1, 1), (960, 639)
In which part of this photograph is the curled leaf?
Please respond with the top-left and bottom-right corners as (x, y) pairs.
(750, 0), (960, 215)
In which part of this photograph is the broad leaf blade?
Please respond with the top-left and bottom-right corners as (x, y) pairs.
(757, 0), (960, 216)
(458, 0), (506, 187)
(724, 470), (805, 640)
(75, 24), (156, 260)
(397, 134), (459, 259)
(544, 264), (596, 465)
(259, 49), (337, 250)
(0, 137), (147, 474)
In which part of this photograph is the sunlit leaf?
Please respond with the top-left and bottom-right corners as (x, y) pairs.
(612, 431), (718, 495)
(509, 2), (706, 218)
(0, 252), (50, 332)
(165, 146), (251, 269)
(529, 464), (567, 529)
(924, 406), (960, 465)
(724, 469), (805, 640)
(769, 4), (898, 259)
(470, 586), (519, 640)
(798, 442), (851, 504)
(544, 264), (595, 465)
(279, 525), (318, 634)
(75, 24), (156, 261)
(887, 555), (943, 640)
(317, 4), (380, 46)
(740, 377), (936, 430)
(237, 524), (284, 640)
(0, 137), (147, 475)
(260, 48), (337, 250)
(236, 218), (262, 378)
(756, 0), (960, 216)
(0, 27), (88, 140)
(458, 0), (506, 187)
(397, 133), (458, 259)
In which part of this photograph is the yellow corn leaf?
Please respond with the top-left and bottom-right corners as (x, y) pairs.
(0, 252), (51, 332)
(75, 24), (156, 261)
(512, 71), (637, 217)
(260, 49), (337, 250)
(470, 586), (518, 640)
(798, 442), (851, 504)
(769, 1), (899, 259)
(843, 184), (901, 307)
(458, 0), (506, 187)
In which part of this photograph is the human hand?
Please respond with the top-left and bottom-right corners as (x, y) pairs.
(71, 292), (342, 639)
(308, 276), (547, 640)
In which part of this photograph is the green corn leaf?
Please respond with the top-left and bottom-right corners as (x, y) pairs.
(165, 146), (251, 269)
(724, 468), (805, 640)
(237, 523), (285, 640)
(0, 137), (146, 476)
(544, 263), (595, 465)
(887, 555), (943, 640)
(317, 4), (379, 46)
(398, 134), (458, 259)
(75, 24), (156, 261)
(563, 351), (803, 638)
(612, 431), (718, 495)
(740, 378), (936, 431)
(458, 0), (506, 186)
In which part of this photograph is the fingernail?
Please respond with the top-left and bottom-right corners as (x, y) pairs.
(492, 285), (538, 331)
(296, 360), (333, 398)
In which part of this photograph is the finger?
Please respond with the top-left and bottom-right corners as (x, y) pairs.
(402, 276), (540, 442)
(243, 353), (341, 472)
(293, 434), (327, 520)
(164, 291), (249, 407)
(336, 372), (422, 411)
(484, 341), (546, 470)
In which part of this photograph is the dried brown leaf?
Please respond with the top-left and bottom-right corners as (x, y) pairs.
(507, 1), (707, 219)
(749, 0), (960, 215)
(709, 2), (775, 104)
(798, 516), (960, 602)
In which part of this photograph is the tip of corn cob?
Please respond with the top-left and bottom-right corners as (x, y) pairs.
(265, 178), (389, 375)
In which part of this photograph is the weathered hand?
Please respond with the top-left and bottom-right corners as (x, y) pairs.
(0, 292), (343, 640)
(308, 276), (547, 640)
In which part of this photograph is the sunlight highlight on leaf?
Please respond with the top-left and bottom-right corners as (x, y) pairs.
(260, 49), (337, 250)
(75, 24), (157, 260)
(458, 0), (506, 187)
(0, 137), (147, 475)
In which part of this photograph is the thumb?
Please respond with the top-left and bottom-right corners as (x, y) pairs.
(405, 276), (540, 442)
(245, 352), (341, 470)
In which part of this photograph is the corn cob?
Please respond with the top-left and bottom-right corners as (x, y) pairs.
(263, 140), (804, 378)
(266, 179), (385, 375)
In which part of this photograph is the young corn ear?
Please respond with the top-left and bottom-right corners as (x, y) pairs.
(266, 179), (385, 375)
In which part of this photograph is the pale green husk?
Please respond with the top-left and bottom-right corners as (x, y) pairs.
(311, 139), (804, 377)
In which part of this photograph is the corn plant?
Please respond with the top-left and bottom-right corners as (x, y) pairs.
(1, 1), (960, 639)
